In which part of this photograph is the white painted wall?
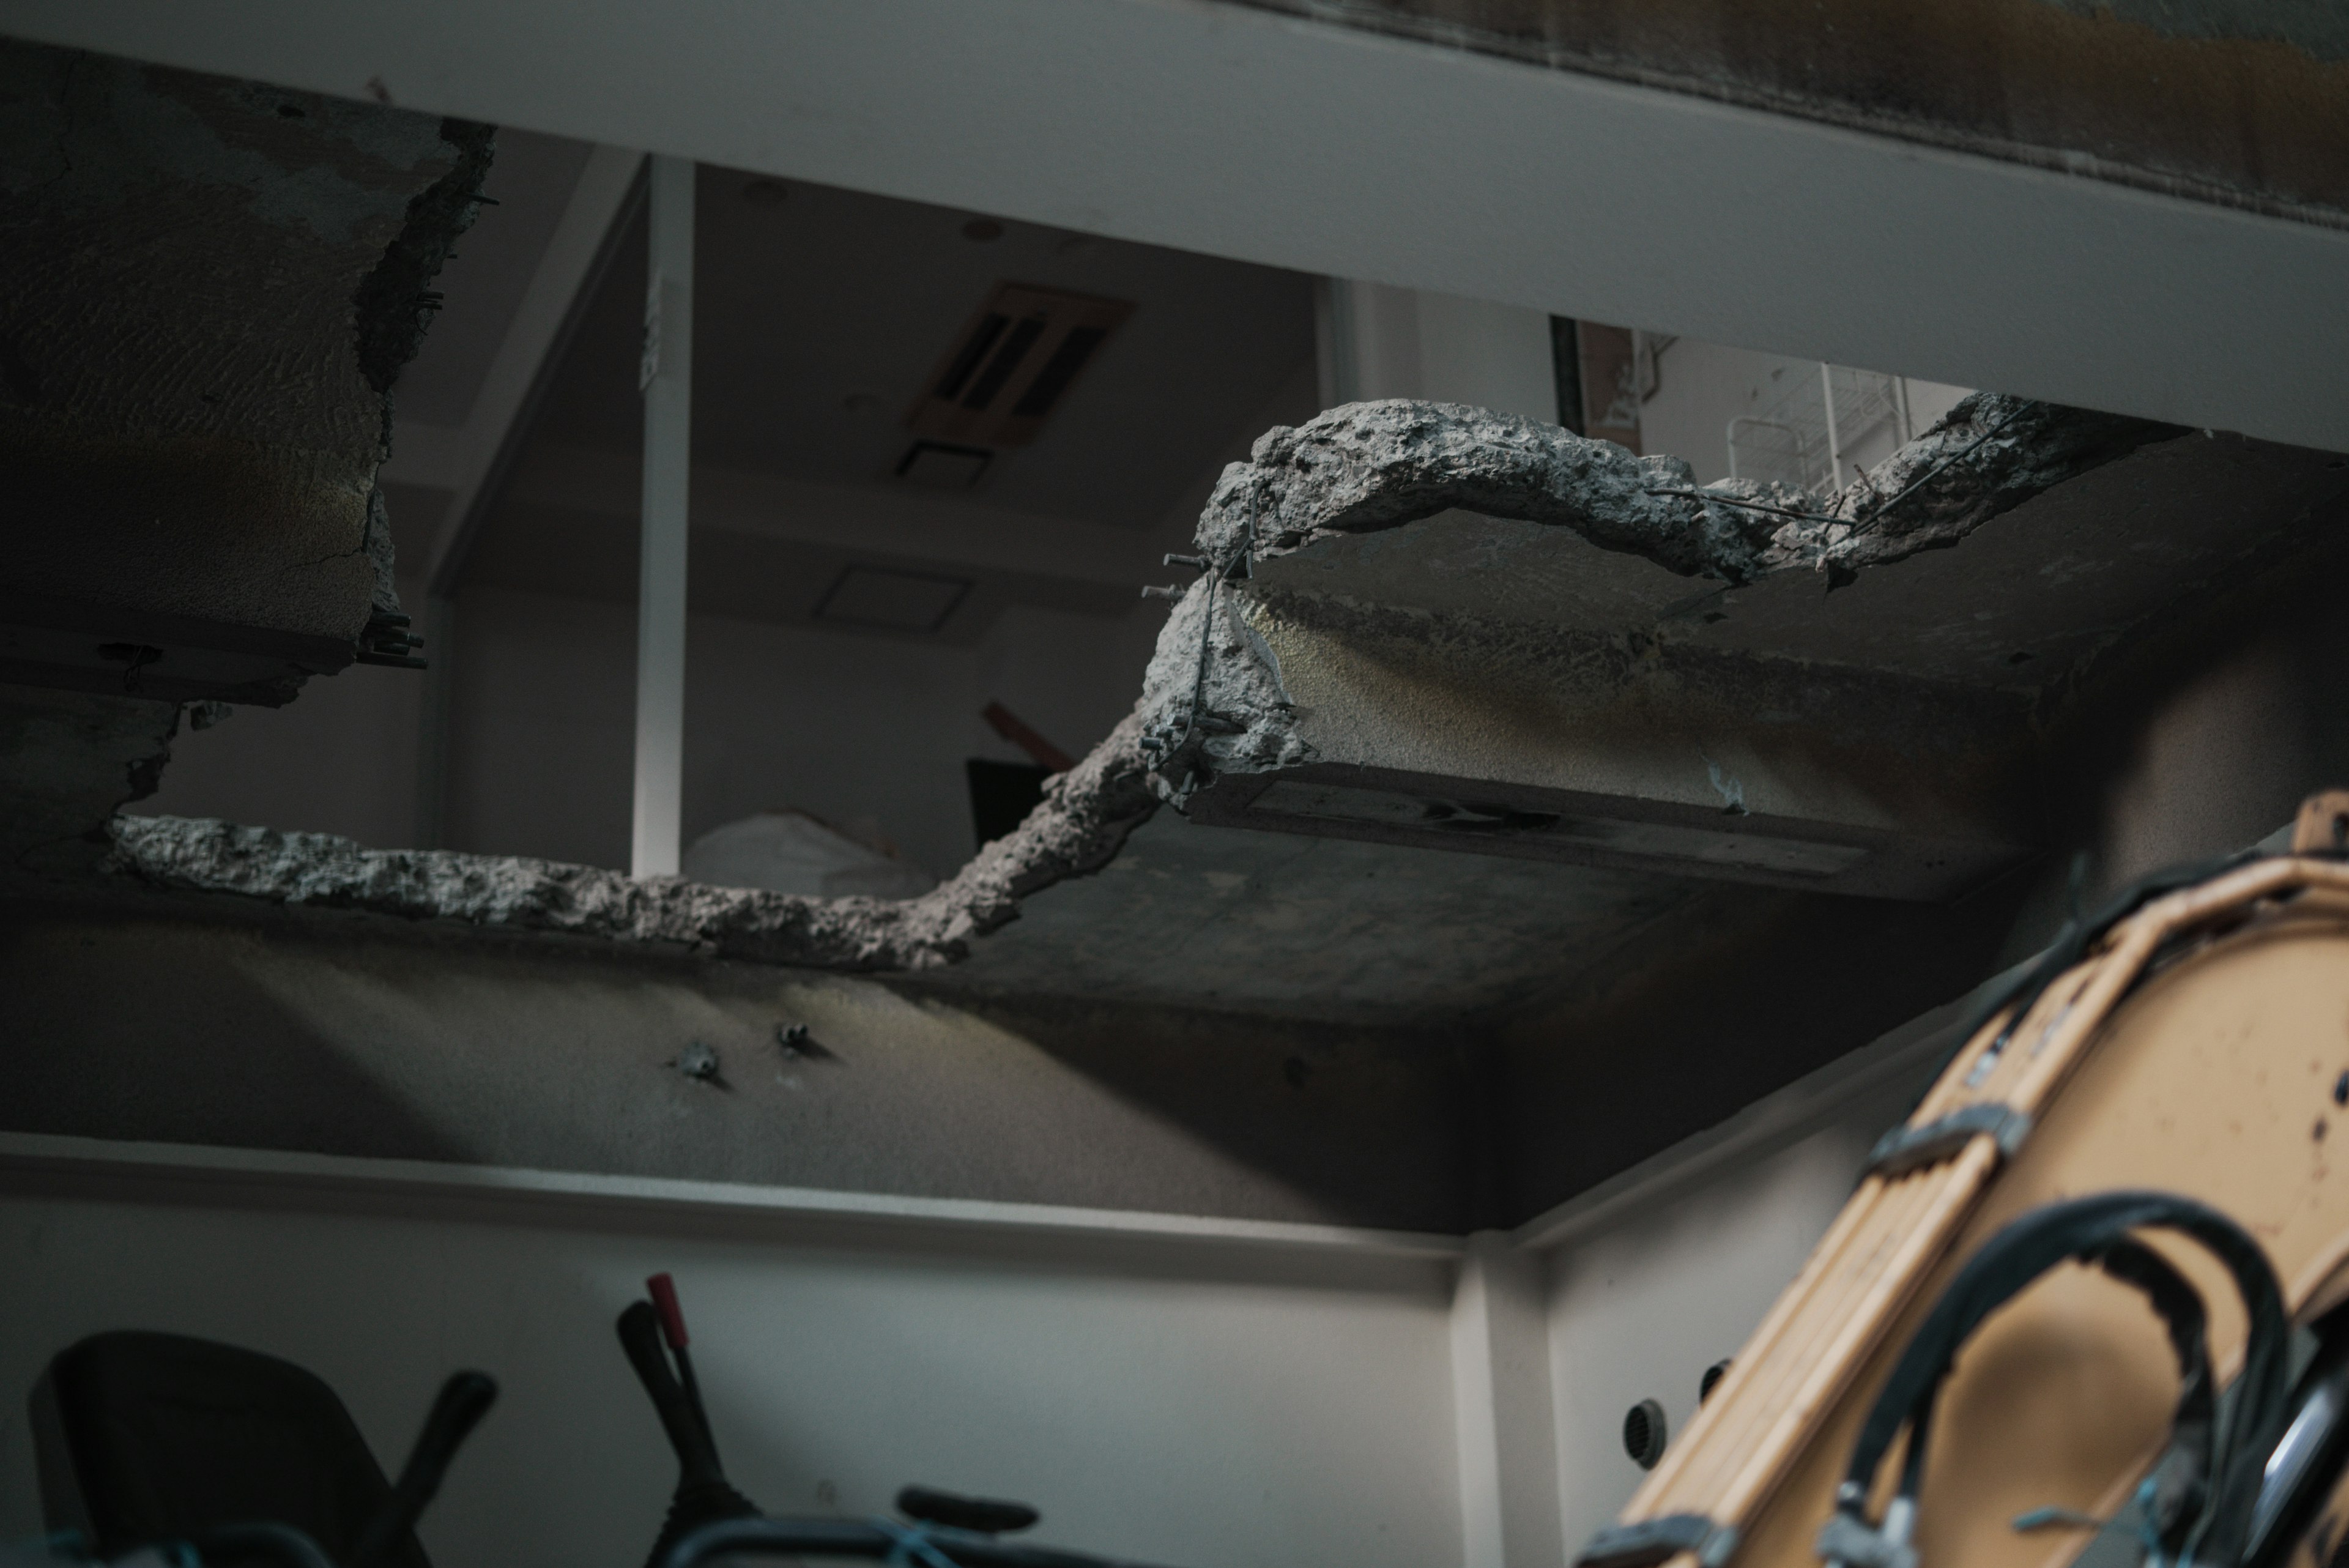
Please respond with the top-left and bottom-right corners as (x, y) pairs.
(0, 987), (1963, 1568)
(0, 1179), (1463, 1568)
(1540, 1120), (1883, 1547)
(1513, 998), (1970, 1556)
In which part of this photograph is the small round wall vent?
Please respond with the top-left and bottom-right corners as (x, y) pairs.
(1622, 1398), (1668, 1470)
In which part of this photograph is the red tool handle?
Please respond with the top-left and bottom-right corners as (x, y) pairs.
(648, 1272), (690, 1349)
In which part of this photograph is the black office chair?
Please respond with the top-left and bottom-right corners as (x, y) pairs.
(30, 1331), (492, 1568)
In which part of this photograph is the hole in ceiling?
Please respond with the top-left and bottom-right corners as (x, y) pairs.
(812, 565), (974, 634)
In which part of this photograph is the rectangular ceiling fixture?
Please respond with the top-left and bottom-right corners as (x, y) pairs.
(907, 283), (1134, 450)
(812, 565), (974, 634)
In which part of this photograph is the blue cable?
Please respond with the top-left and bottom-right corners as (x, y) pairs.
(869, 1517), (963, 1568)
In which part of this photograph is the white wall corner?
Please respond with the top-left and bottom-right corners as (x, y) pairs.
(1452, 1230), (1567, 1568)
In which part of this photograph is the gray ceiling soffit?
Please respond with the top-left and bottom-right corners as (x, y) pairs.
(1223, 0), (2349, 231)
(16, 4), (2349, 453)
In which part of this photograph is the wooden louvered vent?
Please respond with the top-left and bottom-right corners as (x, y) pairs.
(907, 283), (1134, 450)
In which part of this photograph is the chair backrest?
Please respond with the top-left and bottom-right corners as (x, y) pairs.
(29, 1331), (428, 1568)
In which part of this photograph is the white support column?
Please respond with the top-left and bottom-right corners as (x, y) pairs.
(631, 154), (693, 879)
(1452, 1231), (1567, 1568)
(1318, 278), (1559, 424)
(1819, 361), (1845, 490)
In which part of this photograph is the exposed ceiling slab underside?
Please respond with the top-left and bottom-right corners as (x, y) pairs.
(0, 40), (486, 705)
(95, 396), (2349, 1028)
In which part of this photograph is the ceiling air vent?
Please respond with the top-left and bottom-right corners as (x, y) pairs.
(907, 283), (1134, 450)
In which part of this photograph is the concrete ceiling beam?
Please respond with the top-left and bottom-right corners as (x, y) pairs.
(5, 1), (2346, 450)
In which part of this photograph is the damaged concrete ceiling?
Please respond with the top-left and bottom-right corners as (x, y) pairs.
(0, 39), (483, 875)
(6, 33), (2348, 1098)
(0, 39), (484, 707)
(99, 395), (2349, 1030)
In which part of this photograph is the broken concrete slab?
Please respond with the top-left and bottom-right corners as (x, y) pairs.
(31, 381), (2349, 1222)
(104, 710), (1161, 968)
(1140, 396), (2348, 899)
(0, 682), (181, 879)
(84, 390), (2349, 977)
(1184, 395), (2169, 585)
(0, 39), (486, 702)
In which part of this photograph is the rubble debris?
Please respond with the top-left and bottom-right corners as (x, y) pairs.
(104, 712), (1159, 969)
(672, 1041), (722, 1082)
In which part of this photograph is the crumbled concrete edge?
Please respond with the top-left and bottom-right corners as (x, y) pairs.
(1192, 393), (2169, 576)
(103, 712), (1160, 969)
(1141, 393), (2176, 797)
(356, 118), (496, 400)
(359, 119), (494, 630)
(1, 686), (184, 880)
